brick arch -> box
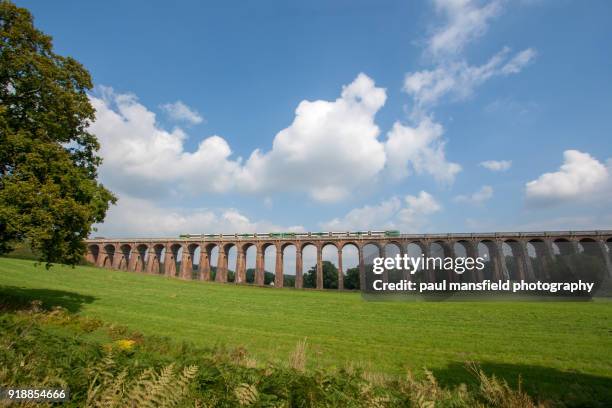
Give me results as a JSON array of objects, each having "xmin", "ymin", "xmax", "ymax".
[
  {"xmin": 577, "ymin": 238, "xmax": 609, "ymax": 274},
  {"xmin": 384, "ymin": 240, "xmax": 403, "ymax": 251},
  {"xmin": 222, "ymin": 242, "xmax": 236, "ymax": 253},
  {"xmin": 362, "ymin": 241, "xmax": 383, "ymax": 251},
  {"xmin": 281, "ymin": 241, "xmax": 297, "ymax": 251},
  {"xmin": 146, "ymin": 244, "xmax": 165, "ymax": 275},
  {"xmin": 406, "ymin": 240, "xmax": 427, "ymax": 255},
  {"xmin": 117, "ymin": 244, "xmax": 132, "ymax": 270},
  {"xmin": 552, "ymin": 238, "xmax": 575, "ymax": 256},
  {"xmin": 87, "ymin": 244, "xmax": 100, "ymax": 265},
  {"xmin": 101, "ymin": 244, "xmax": 116, "ymax": 268},
  {"xmin": 431, "ymin": 240, "xmax": 451, "ymax": 256},
  {"xmin": 204, "ymin": 242, "xmax": 219, "ymax": 252},
  {"xmin": 477, "ymin": 239, "xmax": 506, "ymax": 280},
  {"xmin": 320, "ymin": 241, "xmax": 339, "ymax": 250},
  {"xmin": 239, "ymin": 241, "xmax": 256, "ymax": 253},
  {"xmin": 163, "ymin": 243, "xmax": 183, "ymax": 278},
  {"xmin": 299, "ymin": 241, "xmax": 318, "ymax": 252},
  {"xmin": 131, "ymin": 244, "xmax": 148, "ymax": 272},
  {"xmin": 340, "ymin": 241, "xmax": 361, "ymax": 251},
  {"xmin": 499, "ymin": 239, "xmax": 526, "ymax": 281},
  {"xmin": 261, "ymin": 241, "xmax": 275, "ymax": 251}
]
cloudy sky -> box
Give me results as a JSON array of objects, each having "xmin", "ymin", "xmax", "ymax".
[{"xmin": 20, "ymin": 0, "xmax": 612, "ymax": 237}]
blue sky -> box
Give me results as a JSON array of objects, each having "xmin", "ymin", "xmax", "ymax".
[{"xmin": 18, "ymin": 0, "xmax": 612, "ymax": 236}]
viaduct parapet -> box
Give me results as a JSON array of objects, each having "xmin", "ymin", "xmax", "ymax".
[{"xmin": 85, "ymin": 230, "xmax": 612, "ymax": 290}]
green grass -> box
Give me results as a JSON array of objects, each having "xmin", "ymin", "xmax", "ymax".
[{"xmin": 1, "ymin": 257, "xmax": 611, "ymax": 404}]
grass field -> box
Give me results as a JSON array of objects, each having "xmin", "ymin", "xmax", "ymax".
[{"xmin": 1, "ymin": 257, "xmax": 611, "ymax": 404}]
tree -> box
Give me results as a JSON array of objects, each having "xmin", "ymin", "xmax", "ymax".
[
  {"xmin": 0, "ymin": 1, "xmax": 115, "ymax": 265},
  {"xmin": 245, "ymin": 268, "xmax": 274, "ymax": 284},
  {"xmin": 283, "ymin": 274, "xmax": 295, "ymax": 287},
  {"xmin": 303, "ymin": 261, "xmax": 339, "ymax": 289},
  {"xmin": 344, "ymin": 267, "xmax": 360, "ymax": 290}
]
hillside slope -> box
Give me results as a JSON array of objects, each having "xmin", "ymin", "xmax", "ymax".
[{"xmin": 1, "ymin": 257, "xmax": 611, "ymax": 402}]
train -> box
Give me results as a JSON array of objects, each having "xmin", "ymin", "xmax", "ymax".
[{"xmin": 178, "ymin": 230, "xmax": 401, "ymax": 239}]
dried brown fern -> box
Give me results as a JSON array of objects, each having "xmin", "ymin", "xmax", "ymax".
[
  {"xmin": 85, "ymin": 353, "xmax": 198, "ymax": 408},
  {"xmin": 234, "ymin": 383, "xmax": 259, "ymax": 406},
  {"xmin": 288, "ymin": 338, "xmax": 308, "ymax": 372},
  {"xmin": 468, "ymin": 362, "xmax": 540, "ymax": 408}
]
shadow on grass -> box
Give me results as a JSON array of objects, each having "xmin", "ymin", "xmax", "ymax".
[
  {"xmin": 432, "ymin": 361, "xmax": 612, "ymax": 407},
  {"xmin": 0, "ymin": 285, "xmax": 96, "ymax": 313}
]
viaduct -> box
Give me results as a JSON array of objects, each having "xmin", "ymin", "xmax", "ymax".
[{"xmin": 85, "ymin": 230, "xmax": 612, "ymax": 290}]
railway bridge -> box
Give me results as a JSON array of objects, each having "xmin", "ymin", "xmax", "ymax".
[{"xmin": 85, "ymin": 230, "xmax": 612, "ymax": 290}]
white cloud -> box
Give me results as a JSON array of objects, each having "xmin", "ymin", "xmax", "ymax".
[
  {"xmin": 89, "ymin": 88, "xmax": 243, "ymax": 197},
  {"xmin": 525, "ymin": 150, "xmax": 610, "ymax": 205},
  {"xmin": 395, "ymin": 0, "xmax": 536, "ymax": 189},
  {"xmin": 239, "ymin": 73, "xmax": 387, "ymax": 202},
  {"xmin": 501, "ymin": 48, "xmax": 537, "ymax": 74},
  {"xmin": 321, "ymin": 191, "xmax": 441, "ymax": 232},
  {"xmin": 384, "ymin": 117, "xmax": 461, "ymax": 183},
  {"xmin": 94, "ymin": 193, "xmax": 303, "ymax": 238},
  {"xmin": 160, "ymin": 100, "xmax": 204, "ymax": 125},
  {"xmin": 321, "ymin": 197, "xmax": 402, "ymax": 231},
  {"xmin": 454, "ymin": 185, "xmax": 493, "ymax": 204},
  {"xmin": 90, "ymin": 74, "xmax": 388, "ymax": 203},
  {"xmin": 427, "ymin": 0, "xmax": 503, "ymax": 59},
  {"xmin": 398, "ymin": 191, "xmax": 442, "ymax": 226},
  {"xmin": 480, "ymin": 159, "xmax": 512, "ymax": 171},
  {"xmin": 404, "ymin": 47, "xmax": 536, "ymax": 112}
]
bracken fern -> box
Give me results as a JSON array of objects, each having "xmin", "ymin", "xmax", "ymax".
[{"xmin": 85, "ymin": 353, "xmax": 198, "ymax": 408}]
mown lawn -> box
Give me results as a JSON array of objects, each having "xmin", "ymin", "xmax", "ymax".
[{"xmin": 1, "ymin": 257, "xmax": 611, "ymax": 404}]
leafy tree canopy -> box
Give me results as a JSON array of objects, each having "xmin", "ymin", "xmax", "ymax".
[
  {"xmin": 344, "ymin": 267, "xmax": 360, "ymax": 290},
  {"xmin": 0, "ymin": 1, "xmax": 115, "ymax": 265},
  {"xmin": 304, "ymin": 261, "xmax": 339, "ymax": 289}
]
